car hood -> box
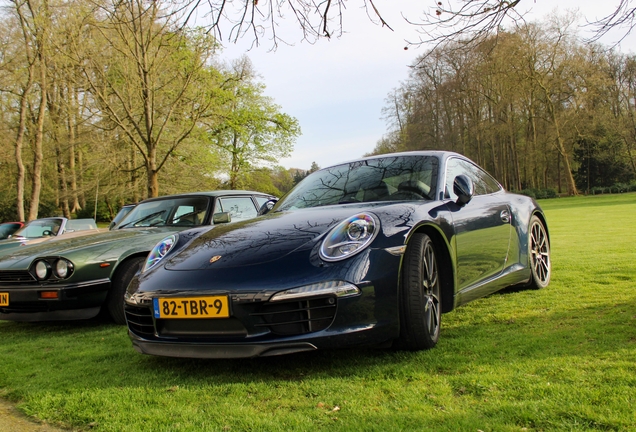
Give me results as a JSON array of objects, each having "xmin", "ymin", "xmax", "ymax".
[
  {"xmin": 0, "ymin": 228, "xmax": 105, "ymax": 252},
  {"xmin": 164, "ymin": 203, "xmax": 411, "ymax": 271},
  {"xmin": 0, "ymin": 227, "xmax": 183, "ymax": 270}
]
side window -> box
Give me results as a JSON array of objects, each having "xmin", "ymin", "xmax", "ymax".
[
  {"xmin": 445, "ymin": 158, "xmax": 502, "ymax": 200},
  {"xmin": 215, "ymin": 197, "xmax": 258, "ymax": 222},
  {"xmin": 473, "ymin": 167, "xmax": 502, "ymax": 194},
  {"xmin": 445, "ymin": 158, "xmax": 464, "ymax": 200},
  {"xmin": 254, "ymin": 196, "xmax": 272, "ymax": 207},
  {"xmin": 169, "ymin": 198, "xmax": 209, "ymax": 226}
]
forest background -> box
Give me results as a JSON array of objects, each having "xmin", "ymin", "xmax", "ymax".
[{"xmin": 1, "ymin": 0, "xmax": 636, "ymax": 223}]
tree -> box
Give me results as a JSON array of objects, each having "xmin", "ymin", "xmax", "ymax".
[
  {"xmin": 374, "ymin": 15, "xmax": 636, "ymax": 196},
  {"xmin": 207, "ymin": 57, "xmax": 300, "ymax": 190},
  {"xmin": 408, "ymin": 0, "xmax": 636, "ymax": 54},
  {"xmin": 80, "ymin": 0, "xmax": 222, "ymax": 198},
  {"xmin": 144, "ymin": 0, "xmax": 636, "ymax": 54}
]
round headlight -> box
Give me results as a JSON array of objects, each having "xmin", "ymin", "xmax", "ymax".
[
  {"xmin": 34, "ymin": 260, "xmax": 51, "ymax": 280},
  {"xmin": 320, "ymin": 213, "xmax": 380, "ymax": 262},
  {"xmin": 143, "ymin": 234, "xmax": 178, "ymax": 272},
  {"xmin": 54, "ymin": 259, "xmax": 74, "ymax": 279}
]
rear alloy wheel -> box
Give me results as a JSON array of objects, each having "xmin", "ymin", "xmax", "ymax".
[
  {"xmin": 398, "ymin": 233, "xmax": 441, "ymax": 350},
  {"xmin": 105, "ymin": 257, "xmax": 144, "ymax": 325},
  {"xmin": 528, "ymin": 215, "xmax": 551, "ymax": 289}
]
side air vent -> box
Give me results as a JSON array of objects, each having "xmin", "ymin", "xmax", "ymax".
[
  {"xmin": 251, "ymin": 297, "xmax": 337, "ymax": 336},
  {"xmin": 124, "ymin": 305, "xmax": 154, "ymax": 337}
]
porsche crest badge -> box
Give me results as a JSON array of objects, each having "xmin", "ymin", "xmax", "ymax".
[{"xmin": 209, "ymin": 255, "xmax": 222, "ymax": 264}]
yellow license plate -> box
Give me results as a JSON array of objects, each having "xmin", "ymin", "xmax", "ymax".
[
  {"xmin": 0, "ymin": 292, "xmax": 8, "ymax": 307},
  {"xmin": 153, "ymin": 296, "xmax": 229, "ymax": 319}
]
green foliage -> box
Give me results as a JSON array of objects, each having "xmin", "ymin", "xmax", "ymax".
[
  {"xmin": 378, "ymin": 19, "xmax": 636, "ymax": 196},
  {"xmin": 1, "ymin": 194, "xmax": 636, "ymax": 430},
  {"xmin": 207, "ymin": 57, "xmax": 301, "ymax": 190},
  {"xmin": 75, "ymin": 201, "xmax": 111, "ymax": 223},
  {"xmin": 517, "ymin": 188, "xmax": 559, "ymax": 199},
  {"xmin": 590, "ymin": 181, "xmax": 636, "ymax": 194},
  {"xmin": 573, "ymin": 128, "xmax": 635, "ymax": 191}
]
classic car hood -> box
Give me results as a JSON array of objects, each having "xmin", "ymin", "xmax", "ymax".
[
  {"xmin": 164, "ymin": 203, "xmax": 402, "ymax": 271},
  {"xmin": 0, "ymin": 228, "xmax": 104, "ymax": 253},
  {"xmin": 0, "ymin": 227, "xmax": 182, "ymax": 270}
]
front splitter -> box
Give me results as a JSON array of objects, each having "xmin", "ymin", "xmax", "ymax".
[{"xmin": 130, "ymin": 332, "xmax": 317, "ymax": 359}]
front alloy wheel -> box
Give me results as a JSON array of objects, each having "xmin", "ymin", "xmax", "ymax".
[{"xmin": 398, "ymin": 232, "xmax": 441, "ymax": 350}]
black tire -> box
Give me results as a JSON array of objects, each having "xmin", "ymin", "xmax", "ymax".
[
  {"xmin": 397, "ymin": 233, "xmax": 442, "ymax": 350},
  {"xmin": 105, "ymin": 257, "xmax": 144, "ymax": 325},
  {"xmin": 528, "ymin": 215, "xmax": 551, "ymax": 289}
]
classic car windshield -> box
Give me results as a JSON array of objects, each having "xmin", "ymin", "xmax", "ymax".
[
  {"xmin": 117, "ymin": 197, "xmax": 209, "ymax": 229},
  {"xmin": 0, "ymin": 223, "xmax": 21, "ymax": 238},
  {"xmin": 12, "ymin": 219, "xmax": 63, "ymax": 238},
  {"xmin": 276, "ymin": 155, "xmax": 439, "ymax": 211}
]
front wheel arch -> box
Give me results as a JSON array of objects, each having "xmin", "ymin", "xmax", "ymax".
[
  {"xmin": 105, "ymin": 254, "xmax": 147, "ymax": 324},
  {"xmin": 409, "ymin": 225, "xmax": 455, "ymax": 313}
]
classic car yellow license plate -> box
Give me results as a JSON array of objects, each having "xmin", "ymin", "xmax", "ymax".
[
  {"xmin": 0, "ymin": 292, "xmax": 8, "ymax": 307},
  {"xmin": 153, "ymin": 296, "xmax": 229, "ymax": 319}
]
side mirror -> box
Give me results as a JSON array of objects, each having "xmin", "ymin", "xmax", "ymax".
[
  {"xmin": 453, "ymin": 175, "xmax": 474, "ymax": 206},
  {"xmin": 212, "ymin": 212, "xmax": 232, "ymax": 224},
  {"xmin": 42, "ymin": 230, "xmax": 53, "ymax": 236},
  {"xmin": 257, "ymin": 199, "xmax": 278, "ymax": 216}
]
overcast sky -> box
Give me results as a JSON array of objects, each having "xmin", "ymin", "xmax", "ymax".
[{"xmin": 219, "ymin": 1, "xmax": 635, "ymax": 171}]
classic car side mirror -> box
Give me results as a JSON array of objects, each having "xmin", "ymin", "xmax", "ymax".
[
  {"xmin": 453, "ymin": 175, "xmax": 474, "ymax": 206},
  {"xmin": 212, "ymin": 212, "xmax": 232, "ymax": 224},
  {"xmin": 257, "ymin": 199, "xmax": 279, "ymax": 216}
]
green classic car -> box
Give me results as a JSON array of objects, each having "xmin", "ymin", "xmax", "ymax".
[{"xmin": 0, "ymin": 191, "xmax": 276, "ymax": 324}]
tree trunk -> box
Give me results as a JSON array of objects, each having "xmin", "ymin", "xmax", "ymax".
[{"xmin": 28, "ymin": 55, "xmax": 48, "ymax": 221}]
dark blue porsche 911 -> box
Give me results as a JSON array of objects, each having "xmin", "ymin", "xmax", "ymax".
[{"xmin": 124, "ymin": 151, "xmax": 551, "ymax": 358}]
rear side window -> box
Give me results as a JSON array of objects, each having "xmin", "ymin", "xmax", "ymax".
[
  {"xmin": 215, "ymin": 197, "xmax": 258, "ymax": 222},
  {"xmin": 445, "ymin": 158, "xmax": 502, "ymax": 199}
]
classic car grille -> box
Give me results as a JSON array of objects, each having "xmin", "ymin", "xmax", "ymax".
[
  {"xmin": 0, "ymin": 270, "xmax": 35, "ymax": 284},
  {"xmin": 124, "ymin": 305, "xmax": 155, "ymax": 337},
  {"xmin": 251, "ymin": 297, "xmax": 337, "ymax": 336}
]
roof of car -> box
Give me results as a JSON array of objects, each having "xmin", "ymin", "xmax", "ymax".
[
  {"xmin": 324, "ymin": 151, "xmax": 467, "ymax": 170},
  {"xmin": 139, "ymin": 190, "xmax": 274, "ymax": 203}
]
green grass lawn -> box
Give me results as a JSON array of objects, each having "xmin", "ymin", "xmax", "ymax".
[{"xmin": 1, "ymin": 193, "xmax": 635, "ymax": 431}]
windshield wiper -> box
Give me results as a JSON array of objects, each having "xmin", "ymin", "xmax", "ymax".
[{"xmin": 118, "ymin": 210, "xmax": 166, "ymax": 229}]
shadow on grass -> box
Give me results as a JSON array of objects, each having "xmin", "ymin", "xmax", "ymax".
[{"xmin": 2, "ymin": 291, "xmax": 634, "ymax": 395}]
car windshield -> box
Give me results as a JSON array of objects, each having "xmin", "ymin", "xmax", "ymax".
[
  {"xmin": 13, "ymin": 219, "xmax": 63, "ymax": 238},
  {"xmin": 275, "ymin": 155, "xmax": 439, "ymax": 211},
  {"xmin": 0, "ymin": 223, "xmax": 21, "ymax": 238},
  {"xmin": 117, "ymin": 197, "xmax": 210, "ymax": 229}
]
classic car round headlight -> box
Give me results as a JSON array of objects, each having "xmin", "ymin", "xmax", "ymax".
[
  {"xmin": 54, "ymin": 259, "xmax": 74, "ymax": 279},
  {"xmin": 34, "ymin": 260, "xmax": 51, "ymax": 280},
  {"xmin": 143, "ymin": 234, "xmax": 178, "ymax": 272},
  {"xmin": 320, "ymin": 213, "xmax": 380, "ymax": 262}
]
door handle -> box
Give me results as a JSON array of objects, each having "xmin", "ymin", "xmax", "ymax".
[{"xmin": 500, "ymin": 210, "xmax": 511, "ymax": 223}]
